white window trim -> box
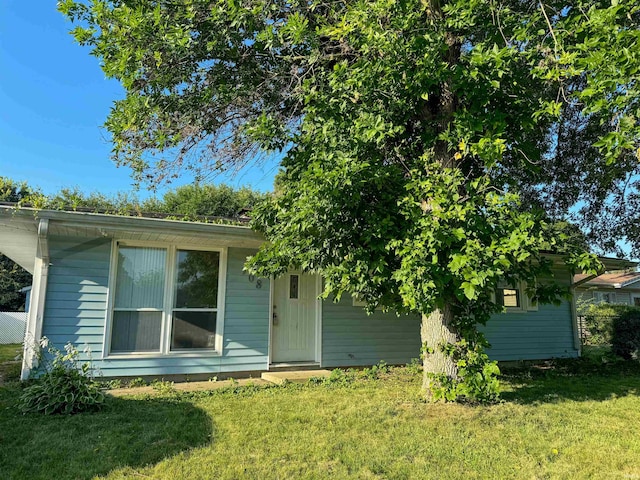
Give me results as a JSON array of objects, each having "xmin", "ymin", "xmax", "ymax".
[
  {"xmin": 495, "ymin": 281, "xmax": 538, "ymax": 313},
  {"xmin": 102, "ymin": 240, "xmax": 227, "ymax": 359}
]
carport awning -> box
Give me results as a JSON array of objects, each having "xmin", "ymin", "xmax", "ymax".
[{"xmin": 0, "ymin": 214, "xmax": 37, "ymax": 274}]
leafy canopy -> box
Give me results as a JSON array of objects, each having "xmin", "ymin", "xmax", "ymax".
[{"xmin": 58, "ymin": 0, "xmax": 639, "ymax": 255}]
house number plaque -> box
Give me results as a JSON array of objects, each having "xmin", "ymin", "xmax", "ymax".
[{"xmin": 246, "ymin": 274, "xmax": 262, "ymax": 289}]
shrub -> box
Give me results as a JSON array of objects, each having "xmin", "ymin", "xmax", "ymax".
[
  {"xmin": 581, "ymin": 303, "xmax": 625, "ymax": 346},
  {"xmin": 406, "ymin": 358, "xmax": 423, "ymax": 376},
  {"xmin": 151, "ymin": 379, "xmax": 175, "ymax": 394},
  {"xmin": 19, "ymin": 339, "xmax": 105, "ymax": 415},
  {"xmin": 612, "ymin": 310, "xmax": 640, "ymax": 360}
]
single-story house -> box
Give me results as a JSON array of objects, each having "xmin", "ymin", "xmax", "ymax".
[
  {"xmin": 574, "ymin": 271, "xmax": 640, "ymax": 307},
  {"xmin": 0, "ymin": 205, "xmax": 632, "ymax": 381}
]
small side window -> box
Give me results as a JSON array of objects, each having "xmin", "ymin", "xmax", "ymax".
[
  {"xmin": 498, "ymin": 288, "xmax": 520, "ymax": 308},
  {"xmin": 495, "ymin": 282, "xmax": 531, "ymax": 313},
  {"xmin": 352, "ymin": 296, "xmax": 366, "ymax": 307}
]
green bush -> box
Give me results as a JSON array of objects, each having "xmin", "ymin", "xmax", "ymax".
[
  {"xmin": 19, "ymin": 339, "xmax": 105, "ymax": 415},
  {"xmin": 612, "ymin": 310, "xmax": 640, "ymax": 360},
  {"xmin": 580, "ymin": 303, "xmax": 634, "ymax": 346}
]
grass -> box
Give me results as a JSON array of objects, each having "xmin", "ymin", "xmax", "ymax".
[
  {"xmin": 1, "ymin": 360, "xmax": 639, "ymax": 479},
  {"xmin": 0, "ymin": 343, "xmax": 22, "ymax": 363},
  {"xmin": 0, "ymin": 343, "xmax": 21, "ymax": 383}
]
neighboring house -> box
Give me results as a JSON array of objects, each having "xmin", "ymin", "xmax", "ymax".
[
  {"xmin": 20, "ymin": 286, "xmax": 32, "ymax": 312},
  {"xmin": 0, "ymin": 205, "xmax": 632, "ymax": 380},
  {"xmin": 574, "ymin": 271, "xmax": 640, "ymax": 306}
]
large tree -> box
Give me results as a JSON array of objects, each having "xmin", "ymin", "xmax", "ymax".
[{"xmin": 60, "ymin": 0, "xmax": 639, "ymax": 401}]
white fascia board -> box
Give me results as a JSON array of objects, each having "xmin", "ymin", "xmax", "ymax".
[{"xmin": 1, "ymin": 206, "xmax": 266, "ymax": 247}]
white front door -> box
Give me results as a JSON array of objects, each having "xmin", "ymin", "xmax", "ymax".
[{"xmin": 271, "ymin": 272, "xmax": 317, "ymax": 363}]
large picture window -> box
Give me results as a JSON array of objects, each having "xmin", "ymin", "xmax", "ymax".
[
  {"xmin": 108, "ymin": 244, "xmax": 225, "ymax": 355},
  {"xmin": 171, "ymin": 250, "xmax": 220, "ymax": 351}
]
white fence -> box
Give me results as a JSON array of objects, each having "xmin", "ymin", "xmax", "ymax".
[{"xmin": 0, "ymin": 312, "xmax": 27, "ymax": 344}]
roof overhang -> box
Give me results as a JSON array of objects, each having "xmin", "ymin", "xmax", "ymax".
[
  {"xmin": 598, "ymin": 256, "xmax": 637, "ymax": 271},
  {"xmin": 0, "ymin": 211, "xmax": 38, "ymax": 273},
  {"xmin": 0, "ymin": 206, "xmax": 266, "ymax": 272},
  {"xmin": 572, "ymin": 256, "xmax": 638, "ymax": 288}
]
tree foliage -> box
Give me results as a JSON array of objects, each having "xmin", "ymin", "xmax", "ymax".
[
  {"xmin": 0, "ymin": 256, "xmax": 31, "ymax": 311},
  {"xmin": 15, "ymin": 182, "xmax": 266, "ymax": 221},
  {"xmin": 144, "ymin": 184, "xmax": 266, "ymax": 219},
  {"xmin": 59, "ymin": 0, "xmax": 639, "ymax": 401}
]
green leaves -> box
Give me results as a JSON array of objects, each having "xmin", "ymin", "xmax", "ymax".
[{"xmin": 20, "ymin": 340, "xmax": 105, "ymax": 415}]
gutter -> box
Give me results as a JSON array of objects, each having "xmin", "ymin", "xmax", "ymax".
[
  {"xmin": 21, "ymin": 218, "xmax": 50, "ymax": 380},
  {"xmin": 0, "ymin": 205, "xmax": 266, "ymax": 246}
]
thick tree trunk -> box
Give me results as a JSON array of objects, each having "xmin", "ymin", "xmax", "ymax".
[
  {"xmin": 421, "ymin": 305, "xmax": 460, "ymax": 397},
  {"xmin": 418, "ymin": 2, "xmax": 462, "ymax": 399}
]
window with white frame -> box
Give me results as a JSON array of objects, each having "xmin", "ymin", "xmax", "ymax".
[
  {"xmin": 108, "ymin": 243, "xmax": 225, "ymax": 355},
  {"xmin": 495, "ymin": 282, "xmax": 537, "ymax": 312},
  {"xmin": 171, "ymin": 249, "xmax": 220, "ymax": 351},
  {"xmin": 594, "ymin": 291, "xmax": 615, "ymax": 304}
]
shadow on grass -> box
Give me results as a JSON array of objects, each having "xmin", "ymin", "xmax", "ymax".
[
  {"xmin": 0, "ymin": 386, "xmax": 213, "ymax": 480},
  {"xmin": 500, "ymin": 358, "xmax": 640, "ymax": 404}
]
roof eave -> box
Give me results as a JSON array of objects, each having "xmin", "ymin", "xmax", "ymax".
[{"xmin": 0, "ymin": 205, "xmax": 264, "ymax": 241}]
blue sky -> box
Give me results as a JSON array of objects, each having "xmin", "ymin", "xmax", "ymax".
[{"xmin": 0, "ymin": 2, "xmax": 279, "ymax": 199}]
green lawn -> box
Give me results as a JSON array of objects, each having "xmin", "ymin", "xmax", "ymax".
[
  {"xmin": 1, "ymin": 361, "xmax": 639, "ymax": 480},
  {"xmin": 0, "ymin": 343, "xmax": 21, "ymax": 363},
  {"xmin": 0, "ymin": 343, "xmax": 21, "ymax": 383}
]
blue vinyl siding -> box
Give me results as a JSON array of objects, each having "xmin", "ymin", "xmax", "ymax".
[
  {"xmin": 484, "ymin": 269, "xmax": 578, "ymax": 360},
  {"xmin": 41, "ymin": 234, "xmax": 578, "ymax": 376},
  {"xmin": 42, "ymin": 237, "xmax": 270, "ymax": 377},
  {"xmin": 322, "ymin": 274, "xmax": 578, "ymax": 366},
  {"xmin": 42, "ymin": 237, "xmax": 111, "ymax": 360},
  {"xmin": 322, "ymin": 296, "xmax": 421, "ymax": 367},
  {"xmin": 483, "ymin": 300, "xmax": 578, "ymax": 360}
]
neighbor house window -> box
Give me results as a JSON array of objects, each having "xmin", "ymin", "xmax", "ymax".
[
  {"xmin": 108, "ymin": 244, "xmax": 225, "ymax": 355},
  {"xmin": 594, "ymin": 292, "xmax": 615, "ymax": 304}
]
